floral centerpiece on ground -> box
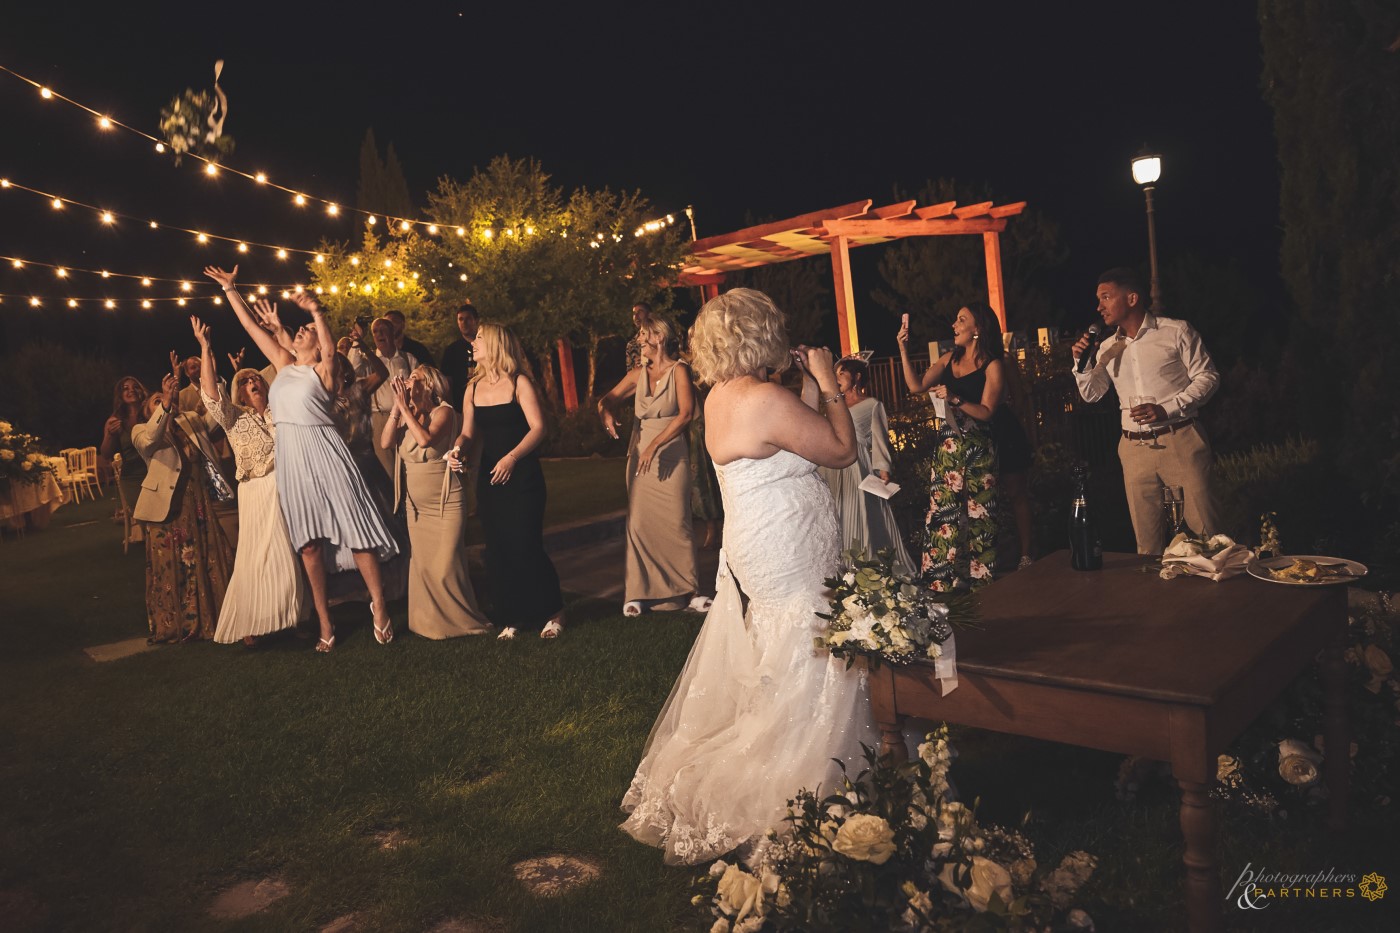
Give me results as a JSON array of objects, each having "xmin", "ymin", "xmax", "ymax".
[
  {"xmin": 693, "ymin": 727, "xmax": 1099, "ymax": 932},
  {"xmin": 0, "ymin": 421, "xmax": 55, "ymax": 486},
  {"xmin": 818, "ymin": 547, "xmax": 974, "ymax": 670}
]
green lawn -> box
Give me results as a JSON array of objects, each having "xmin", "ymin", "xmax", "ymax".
[{"xmin": 0, "ymin": 484, "xmax": 1395, "ymax": 932}]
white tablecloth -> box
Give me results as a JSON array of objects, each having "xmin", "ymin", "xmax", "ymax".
[{"xmin": 1, "ymin": 472, "xmax": 65, "ymax": 528}]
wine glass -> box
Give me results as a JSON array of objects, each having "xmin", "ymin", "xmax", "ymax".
[
  {"xmin": 1162, "ymin": 485, "xmax": 1187, "ymax": 542},
  {"xmin": 1128, "ymin": 395, "xmax": 1152, "ymax": 446}
]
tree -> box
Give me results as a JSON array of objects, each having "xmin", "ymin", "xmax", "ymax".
[
  {"xmin": 356, "ymin": 129, "xmax": 414, "ymax": 221},
  {"xmin": 307, "ymin": 228, "xmax": 446, "ymax": 353},
  {"xmin": 1259, "ymin": 1, "xmax": 1400, "ymax": 512},
  {"xmin": 872, "ymin": 179, "xmax": 1069, "ymax": 348}
]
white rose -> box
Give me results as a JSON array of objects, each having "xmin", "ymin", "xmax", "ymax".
[
  {"xmin": 831, "ymin": 813, "xmax": 896, "ymax": 864},
  {"xmin": 939, "ymin": 856, "xmax": 1013, "ymax": 912},
  {"xmin": 709, "ymin": 859, "xmax": 729, "ymax": 877},
  {"xmin": 716, "ymin": 864, "xmax": 763, "ymax": 920},
  {"xmin": 1279, "ymin": 754, "xmax": 1320, "ymax": 786},
  {"xmin": 843, "ymin": 572, "xmax": 856, "ymax": 585},
  {"xmin": 0, "ymin": 449, "xmax": 13, "ymax": 461},
  {"xmin": 1206, "ymin": 534, "xmax": 1235, "ymax": 551}
]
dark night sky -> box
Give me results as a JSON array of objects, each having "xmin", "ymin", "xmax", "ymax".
[{"xmin": 0, "ymin": 1, "xmax": 1280, "ymax": 364}]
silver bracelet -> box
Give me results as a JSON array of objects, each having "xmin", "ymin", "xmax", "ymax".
[{"xmin": 825, "ymin": 393, "xmax": 845, "ymax": 405}]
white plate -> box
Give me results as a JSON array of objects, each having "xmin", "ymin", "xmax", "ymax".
[{"xmin": 1247, "ymin": 555, "xmax": 1368, "ymax": 586}]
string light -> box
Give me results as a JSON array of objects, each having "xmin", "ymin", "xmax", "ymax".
[
  {"xmin": 98, "ymin": 116, "xmax": 111, "ymax": 130},
  {"xmin": 427, "ymin": 224, "xmax": 438, "ymax": 235},
  {"xmin": 30, "ymin": 297, "xmax": 40, "ymax": 306},
  {"xmin": 100, "ymin": 211, "xmax": 114, "ymax": 224},
  {"xmin": 456, "ymin": 227, "xmax": 465, "ymax": 237},
  {"xmin": 141, "ymin": 300, "xmax": 152, "ymax": 309},
  {"xmin": 177, "ymin": 297, "xmax": 186, "ymax": 307},
  {"xmin": 154, "ymin": 142, "xmax": 165, "ymax": 153},
  {"xmin": 294, "ymin": 194, "xmax": 306, "ymax": 206},
  {"xmin": 350, "ymin": 256, "xmax": 360, "ymax": 266},
  {"xmin": 237, "ymin": 242, "xmax": 248, "ymax": 253},
  {"xmin": 11, "ymin": 259, "xmax": 21, "ymax": 269},
  {"xmin": 399, "ymin": 220, "xmax": 411, "ymax": 232},
  {"xmin": 105, "ymin": 299, "xmax": 115, "ymax": 309},
  {"xmin": 254, "ymin": 172, "xmax": 267, "ymax": 184},
  {"xmin": 55, "ymin": 268, "xmax": 67, "ymax": 278},
  {"xmin": 67, "ymin": 298, "xmax": 77, "ymax": 308},
  {"xmin": 0, "ymin": 174, "xmax": 325, "ymax": 257},
  {"xmin": 205, "ymin": 163, "xmax": 219, "ymax": 176},
  {"xmin": 278, "ymin": 249, "xmax": 289, "ymax": 259},
  {"xmin": 39, "ymin": 87, "xmax": 52, "ymax": 99},
  {"xmin": 180, "ymin": 281, "xmax": 192, "ymax": 292},
  {"xmin": 367, "ymin": 215, "xmax": 377, "ymax": 226}
]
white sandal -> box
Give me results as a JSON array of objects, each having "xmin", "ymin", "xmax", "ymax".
[
  {"xmin": 541, "ymin": 620, "xmax": 564, "ymax": 639},
  {"xmin": 622, "ymin": 601, "xmax": 642, "ymax": 617},
  {"xmin": 687, "ymin": 596, "xmax": 713, "ymax": 612},
  {"xmin": 496, "ymin": 626, "xmax": 517, "ymax": 641}
]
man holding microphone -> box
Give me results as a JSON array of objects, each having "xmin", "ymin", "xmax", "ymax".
[{"xmin": 1072, "ymin": 267, "xmax": 1221, "ymax": 554}]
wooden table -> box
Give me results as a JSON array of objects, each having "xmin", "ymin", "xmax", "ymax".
[{"xmin": 869, "ymin": 551, "xmax": 1349, "ymax": 932}]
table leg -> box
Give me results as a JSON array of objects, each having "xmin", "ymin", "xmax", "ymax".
[
  {"xmin": 1177, "ymin": 778, "xmax": 1222, "ymax": 933},
  {"xmin": 866, "ymin": 662, "xmax": 909, "ymax": 762},
  {"xmin": 1322, "ymin": 628, "xmax": 1350, "ymax": 832}
]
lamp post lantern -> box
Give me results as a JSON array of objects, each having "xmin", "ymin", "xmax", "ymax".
[{"xmin": 1131, "ymin": 147, "xmax": 1163, "ymax": 311}]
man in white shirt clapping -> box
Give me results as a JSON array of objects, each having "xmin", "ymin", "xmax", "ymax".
[
  {"xmin": 360, "ymin": 316, "xmax": 418, "ymax": 481},
  {"xmin": 1072, "ymin": 268, "xmax": 1221, "ymax": 554}
]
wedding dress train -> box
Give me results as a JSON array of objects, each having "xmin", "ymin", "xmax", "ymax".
[{"xmin": 620, "ymin": 449, "xmax": 878, "ymax": 865}]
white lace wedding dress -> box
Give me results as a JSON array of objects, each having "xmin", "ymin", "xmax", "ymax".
[{"xmin": 620, "ymin": 448, "xmax": 879, "ymax": 865}]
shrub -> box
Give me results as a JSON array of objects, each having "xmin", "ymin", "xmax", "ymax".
[{"xmin": 0, "ymin": 341, "xmax": 125, "ymax": 451}]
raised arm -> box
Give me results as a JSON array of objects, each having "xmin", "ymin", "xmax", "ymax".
[
  {"xmin": 595, "ymin": 367, "xmax": 641, "ymax": 439},
  {"xmin": 203, "ymin": 266, "xmax": 294, "ymax": 369},
  {"xmin": 286, "ymin": 292, "xmax": 338, "ymax": 390},
  {"xmin": 131, "ymin": 373, "xmax": 180, "ymax": 462},
  {"xmin": 192, "ymin": 316, "xmax": 240, "ymax": 430},
  {"xmin": 765, "ymin": 347, "xmax": 857, "ymax": 469}
]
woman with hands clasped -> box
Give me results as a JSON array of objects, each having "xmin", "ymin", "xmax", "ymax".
[
  {"xmin": 445, "ymin": 324, "xmax": 564, "ymax": 641},
  {"xmin": 596, "ymin": 316, "xmax": 707, "ymax": 617},
  {"xmin": 204, "ymin": 266, "xmax": 398, "ymax": 652},
  {"xmin": 379, "ymin": 365, "xmax": 492, "ymax": 639},
  {"xmin": 190, "ymin": 316, "xmax": 308, "ymax": 646},
  {"xmin": 897, "ymin": 303, "xmax": 1004, "ymax": 591}
]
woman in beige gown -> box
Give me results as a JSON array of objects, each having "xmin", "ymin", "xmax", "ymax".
[
  {"xmin": 380, "ymin": 364, "xmax": 493, "ymax": 638},
  {"xmin": 597, "ymin": 317, "xmax": 708, "ymax": 616}
]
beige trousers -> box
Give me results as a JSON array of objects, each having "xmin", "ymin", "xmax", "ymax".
[{"xmin": 1118, "ymin": 422, "xmax": 1220, "ymax": 555}]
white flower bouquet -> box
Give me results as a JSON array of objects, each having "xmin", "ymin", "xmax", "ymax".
[{"xmin": 818, "ymin": 547, "xmax": 971, "ymax": 672}]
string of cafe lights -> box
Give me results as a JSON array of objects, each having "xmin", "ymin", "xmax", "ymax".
[
  {"xmin": 0, "ymin": 252, "xmax": 300, "ymax": 290},
  {"xmin": 1, "ymin": 61, "xmax": 687, "ymax": 243},
  {"xmin": 0, "ymin": 175, "xmax": 327, "ymax": 259}
]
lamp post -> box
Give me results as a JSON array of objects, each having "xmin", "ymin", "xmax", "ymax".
[{"xmin": 1131, "ymin": 147, "xmax": 1163, "ymax": 311}]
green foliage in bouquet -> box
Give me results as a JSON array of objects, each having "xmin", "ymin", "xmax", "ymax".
[
  {"xmin": 818, "ymin": 546, "xmax": 976, "ymax": 670},
  {"xmin": 693, "ymin": 727, "xmax": 1099, "ymax": 932},
  {"xmin": 0, "ymin": 421, "xmax": 55, "ymax": 485}
]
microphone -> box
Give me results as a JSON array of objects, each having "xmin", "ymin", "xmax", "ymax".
[{"xmin": 1076, "ymin": 324, "xmax": 1101, "ymax": 374}]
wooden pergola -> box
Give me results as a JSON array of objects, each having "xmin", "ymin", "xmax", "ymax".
[{"xmin": 676, "ymin": 197, "xmax": 1026, "ymax": 354}]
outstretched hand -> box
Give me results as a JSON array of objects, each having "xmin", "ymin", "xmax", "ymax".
[
  {"xmin": 160, "ymin": 372, "xmax": 179, "ymax": 408},
  {"xmin": 794, "ymin": 345, "xmax": 838, "ymax": 392},
  {"xmin": 190, "ymin": 316, "xmax": 211, "ymax": 348},
  {"xmin": 287, "ymin": 291, "xmax": 322, "ymax": 315},
  {"xmin": 227, "ymin": 347, "xmax": 245, "ymax": 371},
  {"xmin": 251, "ymin": 299, "xmax": 282, "ymax": 334},
  {"xmin": 203, "ymin": 265, "xmax": 238, "ymax": 289}
]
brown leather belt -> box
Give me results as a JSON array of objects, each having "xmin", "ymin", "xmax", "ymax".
[{"xmin": 1123, "ymin": 417, "xmax": 1195, "ymax": 441}]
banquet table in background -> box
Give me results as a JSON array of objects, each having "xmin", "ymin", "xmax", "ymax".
[
  {"xmin": 0, "ymin": 469, "xmax": 66, "ymax": 532},
  {"xmin": 869, "ymin": 551, "xmax": 1349, "ymax": 933}
]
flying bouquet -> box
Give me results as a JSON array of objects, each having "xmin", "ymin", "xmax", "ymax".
[
  {"xmin": 159, "ymin": 61, "xmax": 234, "ymax": 165},
  {"xmin": 818, "ymin": 547, "xmax": 974, "ymax": 692}
]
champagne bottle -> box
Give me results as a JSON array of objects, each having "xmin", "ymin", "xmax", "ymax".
[{"xmin": 1069, "ymin": 464, "xmax": 1103, "ymax": 571}]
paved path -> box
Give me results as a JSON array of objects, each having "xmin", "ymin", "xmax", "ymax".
[{"xmin": 550, "ymin": 535, "xmax": 721, "ymax": 606}]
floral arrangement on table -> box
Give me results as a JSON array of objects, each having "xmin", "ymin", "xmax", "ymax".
[
  {"xmin": 0, "ymin": 421, "xmax": 55, "ymax": 486},
  {"xmin": 818, "ymin": 547, "xmax": 975, "ymax": 671},
  {"xmin": 693, "ymin": 727, "xmax": 1100, "ymax": 932}
]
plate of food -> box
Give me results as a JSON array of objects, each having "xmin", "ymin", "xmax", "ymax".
[{"xmin": 1247, "ymin": 555, "xmax": 1368, "ymax": 586}]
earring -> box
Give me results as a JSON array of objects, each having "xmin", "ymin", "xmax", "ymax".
[{"xmin": 973, "ymin": 333, "xmax": 980, "ymax": 340}]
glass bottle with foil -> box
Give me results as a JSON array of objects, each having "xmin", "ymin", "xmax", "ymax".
[{"xmin": 1069, "ymin": 464, "xmax": 1103, "ymax": 571}]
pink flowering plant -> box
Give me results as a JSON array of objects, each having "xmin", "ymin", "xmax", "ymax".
[{"xmin": 692, "ymin": 727, "xmax": 1099, "ymax": 932}]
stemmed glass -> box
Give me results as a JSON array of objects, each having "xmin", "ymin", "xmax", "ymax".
[
  {"xmin": 1128, "ymin": 395, "xmax": 1156, "ymax": 446},
  {"xmin": 1162, "ymin": 485, "xmax": 1188, "ymax": 541}
]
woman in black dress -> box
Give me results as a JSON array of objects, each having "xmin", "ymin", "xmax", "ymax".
[{"xmin": 446, "ymin": 324, "xmax": 565, "ymax": 639}]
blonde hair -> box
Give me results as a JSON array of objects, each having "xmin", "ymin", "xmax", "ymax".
[
  {"xmin": 640, "ymin": 315, "xmax": 682, "ymax": 359},
  {"xmin": 230, "ymin": 368, "xmax": 267, "ymax": 409},
  {"xmin": 468, "ymin": 322, "xmax": 530, "ymax": 387},
  {"xmin": 689, "ymin": 288, "xmax": 791, "ymax": 385},
  {"xmin": 410, "ymin": 364, "xmax": 451, "ymax": 405}
]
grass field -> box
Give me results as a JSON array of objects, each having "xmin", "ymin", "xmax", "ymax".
[{"xmin": 0, "ymin": 470, "xmax": 1395, "ymax": 932}]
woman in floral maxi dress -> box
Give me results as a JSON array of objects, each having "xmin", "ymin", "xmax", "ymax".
[{"xmin": 897, "ymin": 303, "xmax": 1006, "ymax": 591}]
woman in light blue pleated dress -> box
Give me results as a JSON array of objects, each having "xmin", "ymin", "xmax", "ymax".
[{"xmin": 204, "ymin": 266, "xmax": 398, "ymax": 652}]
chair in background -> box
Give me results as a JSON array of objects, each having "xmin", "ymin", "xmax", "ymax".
[
  {"xmin": 110, "ymin": 454, "xmax": 142, "ymax": 553},
  {"xmin": 78, "ymin": 446, "xmax": 104, "ymax": 498},
  {"xmin": 62, "ymin": 449, "xmax": 97, "ymax": 503}
]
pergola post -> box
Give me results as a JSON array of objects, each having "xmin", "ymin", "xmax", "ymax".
[
  {"xmin": 830, "ymin": 235, "xmax": 860, "ymax": 354},
  {"xmin": 982, "ymin": 230, "xmax": 1007, "ymax": 332},
  {"xmin": 557, "ymin": 337, "xmax": 579, "ymax": 412}
]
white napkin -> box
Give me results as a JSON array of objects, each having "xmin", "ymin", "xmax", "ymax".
[{"xmin": 1160, "ymin": 533, "xmax": 1256, "ymax": 581}]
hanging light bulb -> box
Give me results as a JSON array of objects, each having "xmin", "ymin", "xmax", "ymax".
[
  {"xmin": 383, "ymin": 259, "xmax": 392, "ymax": 268},
  {"xmin": 68, "ymin": 298, "xmax": 78, "ymax": 308},
  {"xmin": 255, "ymin": 172, "xmax": 267, "ymax": 184},
  {"xmin": 213, "ymin": 296, "xmax": 223, "ymax": 305},
  {"xmin": 51, "ymin": 198, "xmax": 63, "ymax": 209},
  {"xmin": 155, "ymin": 142, "xmax": 165, "ymax": 153},
  {"xmin": 329, "ymin": 285, "xmax": 339, "ymax": 294},
  {"xmin": 55, "ymin": 268, "xmax": 68, "ymax": 278},
  {"xmin": 427, "ymin": 224, "xmax": 439, "ymax": 235},
  {"xmin": 456, "ymin": 227, "xmax": 466, "ymax": 237},
  {"xmin": 141, "ymin": 277, "xmax": 151, "ymax": 286},
  {"xmin": 10, "ymin": 259, "xmax": 21, "ymax": 269},
  {"xmin": 350, "ymin": 256, "xmax": 360, "ymax": 266},
  {"xmin": 141, "ymin": 299, "xmax": 152, "ymax": 309},
  {"xmin": 313, "ymin": 253, "xmax": 323, "ymax": 263},
  {"xmin": 180, "ymin": 281, "xmax": 192, "ymax": 292},
  {"xmin": 30, "ymin": 297, "xmax": 41, "ymax": 307},
  {"xmin": 278, "ymin": 249, "xmax": 289, "ymax": 260},
  {"xmin": 101, "ymin": 270, "xmax": 110, "ymax": 278},
  {"xmin": 280, "ymin": 290, "xmax": 290, "ymax": 299},
  {"xmin": 101, "ymin": 211, "xmax": 115, "ymax": 224},
  {"xmin": 460, "ymin": 273, "xmax": 467, "ymax": 281},
  {"xmin": 367, "ymin": 215, "xmax": 377, "ymax": 226},
  {"xmin": 257, "ymin": 285, "xmax": 268, "ymax": 295},
  {"xmin": 399, "ymin": 220, "xmax": 411, "ymax": 232},
  {"xmin": 0, "ymin": 179, "xmax": 9, "ymax": 187},
  {"xmin": 482, "ymin": 228, "xmax": 494, "ymax": 239},
  {"xmin": 105, "ymin": 299, "xmax": 115, "ymax": 309},
  {"xmin": 196, "ymin": 233, "xmax": 209, "ymax": 244},
  {"xmin": 294, "ymin": 194, "xmax": 306, "ymax": 206},
  {"xmin": 237, "ymin": 242, "xmax": 249, "ymax": 253},
  {"xmin": 98, "ymin": 116, "xmax": 112, "ymax": 130},
  {"xmin": 177, "ymin": 297, "xmax": 187, "ymax": 307},
  {"xmin": 327, "ymin": 203, "xmax": 340, "ymax": 216},
  {"xmin": 149, "ymin": 220, "xmax": 158, "ymax": 229},
  {"xmin": 362, "ymin": 284, "xmax": 372, "ymax": 294},
  {"xmin": 205, "ymin": 163, "xmax": 219, "ymax": 176},
  {"xmin": 40, "ymin": 87, "xmax": 53, "ymax": 99},
  {"xmin": 314, "ymin": 286, "xmax": 323, "ymax": 295}
]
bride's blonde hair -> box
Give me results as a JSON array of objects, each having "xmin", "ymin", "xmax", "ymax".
[{"xmin": 689, "ymin": 288, "xmax": 791, "ymax": 385}]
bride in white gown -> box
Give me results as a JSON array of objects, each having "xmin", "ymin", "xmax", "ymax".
[{"xmin": 621, "ymin": 288, "xmax": 879, "ymax": 865}]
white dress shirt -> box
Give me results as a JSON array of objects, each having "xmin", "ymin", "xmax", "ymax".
[
  {"xmin": 1073, "ymin": 313, "xmax": 1219, "ymax": 431},
  {"xmin": 352, "ymin": 348, "xmax": 418, "ymax": 412}
]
